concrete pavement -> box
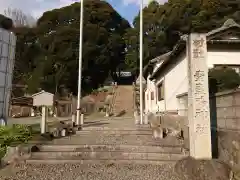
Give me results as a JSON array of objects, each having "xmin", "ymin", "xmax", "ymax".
[{"xmin": 7, "ymin": 116, "xmax": 71, "ymax": 125}]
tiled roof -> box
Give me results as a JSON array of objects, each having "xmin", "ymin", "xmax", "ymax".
[{"xmin": 148, "ymin": 19, "xmax": 240, "ymax": 79}]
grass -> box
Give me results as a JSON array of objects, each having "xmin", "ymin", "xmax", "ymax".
[
  {"xmin": 0, "ymin": 121, "xmax": 60, "ymax": 159},
  {"xmin": 0, "ymin": 124, "xmax": 35, "ymax": 158}
]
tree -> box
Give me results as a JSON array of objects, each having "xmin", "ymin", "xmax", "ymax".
[
  {"xmin": 209, "ymin": 67, "xmax": 240, "ymax": 92},
  {"xmin": 37, "ymin": 1, "xmax": 130, "ymax": 95},
  {"xmin": 13, "ymin": 0, "xmax": 130, "ymax": 96},
  {"xmin": 13, "ymin": 27, "xmax": 40, "ymax": 83},
  {"xmin": 124, "ymin": 0, "xmax": 240, "ymax": 73},
  {"xmin": 4, "ymin": 8, "xmax": 36, "ymax": 27}
]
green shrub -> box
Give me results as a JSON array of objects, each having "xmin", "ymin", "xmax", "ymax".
[
  {"xmin": 0, "ymin": 125, "xmax": 32, "ymax": 148},
  {"xmin": 0, "ymin": 146, "xmax": 6, "ymax": 158},
  {"xmin": 0, "ymin": 125, "xmax": 35, "ymax": 158},
  {"xmin": 209, "ymin": 67, "xmax": 240, "ymax": 92}
]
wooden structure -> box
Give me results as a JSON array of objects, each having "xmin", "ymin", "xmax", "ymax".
[{"xmin": 9, "ymin": 96, "xmax": 33, "ymax": 117}]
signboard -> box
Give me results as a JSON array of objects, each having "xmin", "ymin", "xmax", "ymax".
[{"xmin": 32, "ymin": 91, "xmax": 54, "ymax": 106}]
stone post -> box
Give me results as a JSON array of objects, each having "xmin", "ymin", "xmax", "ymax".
[
  {"xmin": 134, "ymin": 111, "xmax": 140, "ymax": 125},
  {"xmin": 80, "ymin": 113, "xmax": 84, "ymax": 125},
  {"xmin": 72, "ymin": 113, "xmax": 76, "ymax": 123},
  {"xmin": 187, "ymin": 33, "xmax": 212, "ymax": 159},
  {"xmin": 143, "ymin": 113, "xmax": 148, "ymax": 125},
  {"xmin": 41, "ymin": 106, "xmax": 47, "ymax": 134},
  {"xmin": 31, "ymin": 108, "xmax": 35, "ymax": 117}
]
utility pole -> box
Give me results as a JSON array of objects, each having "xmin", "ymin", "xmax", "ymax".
[
  {"xmin": 76, "ymin": 0, "xmax": 84, "ymax": 125},
  {"xmin": 139, "ymin": 0, "xmax": 144, "ymax": 125}
]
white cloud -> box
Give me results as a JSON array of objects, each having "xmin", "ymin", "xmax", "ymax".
[
  {"xmin": 0, "ymin": 0, "xmax": 167, "ymax": 24},
  {"xmin": 0, "ymin": 0, "xmax": 79, "ymax": 18},
  {"xmin": 122, "ymin": 0, "xmax": 167, "ymax": 6}
]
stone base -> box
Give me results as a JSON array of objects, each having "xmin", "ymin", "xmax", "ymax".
[
  {"xmin": 1, "ymin": 145, "xmax": 38, "ymax": 167},
  {"xmin": 218, "ymin": 130, "xmax": 240, "ymax": 168},
  {"xmin": 134, "ymin": 111, "xmax": 140, "ymax": 125},
  {"xmin": 143, "ymin": 119, "xmax": 148, "ymax": 125},
  {"xmin": 61, "ymin": 129, "xmax": 67, "ymax": 137},
  {"xmin": 73, "ymin": 126, "xmax": 82, "ymax": 132},
  {"xmin": 135, "ymin": 120, "xmax": 140, "ymax": 125},
  {"xmin": 174, "ymin": 157, "xmax": 232, "ymax": 180},
  {"xmin": 52, "ymin": 128, "xmax": 61, "ymax": 138},
  {"xmin": 152, "ymin": 127, "xmax": 163, "ymax": 139}
]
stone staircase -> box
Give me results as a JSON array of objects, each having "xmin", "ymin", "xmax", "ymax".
[
  {"xmin": 112, "ymin": 85, "xmax": 134, "ymax": 117},
  {"xmin": 26, "ymin": 118, "xmax": 187, "ymax": 165}
]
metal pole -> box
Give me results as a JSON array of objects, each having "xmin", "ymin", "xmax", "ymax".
[
  {"xmin": 139, "ymin": 0, "xmax": 143, "ymax": 125},
  {"xmin": 76, "ymin": 0, "xmax": 84, "ymax": 125}
]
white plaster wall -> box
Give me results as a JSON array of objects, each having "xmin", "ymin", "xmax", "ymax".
[
  {"xmin": 145, "ymin": 77, "xmax": 151, "ymax": 113},
  {"xmin": 177, "ymin": 95, "xmax": 188, "ymax": 116},
  {"xmin": 145, "ymin": 76, "xmax": 158, "ymax": 113},
  {"xmin": 207, "ymin": 50, "xmax": 240, "ymax": 67},
  {"xmin": 145, "ymin": 90, "xmax": 149, "ymax": 112},
  {"xmin": 164, "ymin": 55, "xmax": 188, "ymax": 111},
  {"xmin": 157, "ymin": 100, "xmax": 165, "ymax": 112},
  {"xmin": 155, "ymin": 49, "xmax": 240, "ymax": 113},
  {"xmin": 155, "ymin": 77, "xmax": 165, "ymax": 112},
  {"xmin": 155, "ymin": 53, "xmax": 188, "ymax": 112}
]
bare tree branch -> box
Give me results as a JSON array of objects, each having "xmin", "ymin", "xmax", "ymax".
[{"xmin": 4, "ymin": 8, "xmax": 36, "ymax": 27}]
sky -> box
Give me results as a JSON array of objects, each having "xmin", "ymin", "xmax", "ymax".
[{"xmin": 0, "ymin": 0, "xmax": 167, "ymax": 23}]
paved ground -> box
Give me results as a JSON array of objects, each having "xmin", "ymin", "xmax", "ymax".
[
  {"xmin": 7, "ymin": 116, "xmax": 72, "ymax": 125},
  {"xmin": 0, "ymin": 116, "xmax": 182, "ymax": 179},
  {"xmin": 7, "ymin": 113, "xmax": 109, "ymax": 125},
  {"xmin": 0, "ymin": 163, "xmax": 179, "ymax": 180}
]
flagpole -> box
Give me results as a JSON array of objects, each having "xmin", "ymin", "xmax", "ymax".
[
  {"xmin": 76, "ymin": 0, "xmax": 84, "ymax": 125},
  {"xmin": 139, "ymin": 0, "xmax": 143, "ymax": 125}
]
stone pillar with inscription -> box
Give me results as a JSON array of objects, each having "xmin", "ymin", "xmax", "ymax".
[{"xmin": 187, "ymin": 33, "xmax": 212, "ymax": 159}]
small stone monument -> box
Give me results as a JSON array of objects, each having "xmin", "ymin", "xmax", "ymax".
[
  {"xmin": 135, "ymin": 75, "xmax": 147, "ymax": 125},
  {"xmin": 0, "ymin": 117, "xmax": 6, "ymax": 126},
  {"xmin": 134, "ymin": 110, "xmax": 140, "ymax": 124},
  {"xmin": 187, "ymin": 33, "xmax": 212, "ymax": 159},
  {"xmin": 104, "ymin": 93, "xmax": 113, "ymax": 117}
]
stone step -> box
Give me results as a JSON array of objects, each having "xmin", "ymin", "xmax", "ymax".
[
  {"xmin": 25, "ymin": 159, "xmax": 178, "ymax": 165},
  {"xmin": 37, "ymin": 144, "xmax": 183, "ymax": 154},
  {"xmin": 52, "ymin": 134, "xmax": 183, "ymax": 146},
  {"xmin": 112, "ymin": 111, "xmax": 134, "ymax": 114},
  {"xmin": 112, "ymin": 107, "xmax": 133, "ymax": 109},
  {"xmin": 114, "ymin": 103, "xmax": 130, "ymax": 105},
  {"xmin": 30, "ymin": 151, "xmax": 186, "ymax": 161},
  {"xmin": 77, "ymin": 130, "xmax": 152, "ymax": 135},
  {"xmin": 82, "ymin": 126, "xmax": 150, "ymax": 131}
]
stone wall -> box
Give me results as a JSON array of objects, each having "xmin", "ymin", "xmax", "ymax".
[
  {"xmin": 217, "ymin": 129, "xmax": 240, "ymax": 168},
  {"xmin": 178, "ymin": 88, "xmax": 240, "ymax": 130},
  {"xmin": 205, "ymin": 89, "xmax": 240, "ymax": 167},
  {"xmin": 176, "ymin": 89, "xmax": 240, "ymax": 167},
  {"xmin": 212, "ymin": 89, "xmax": 240, "ymax": 130},
  {"xmin": 210, "ymin": 89, "xmax": 240, "ymax": 167}
]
